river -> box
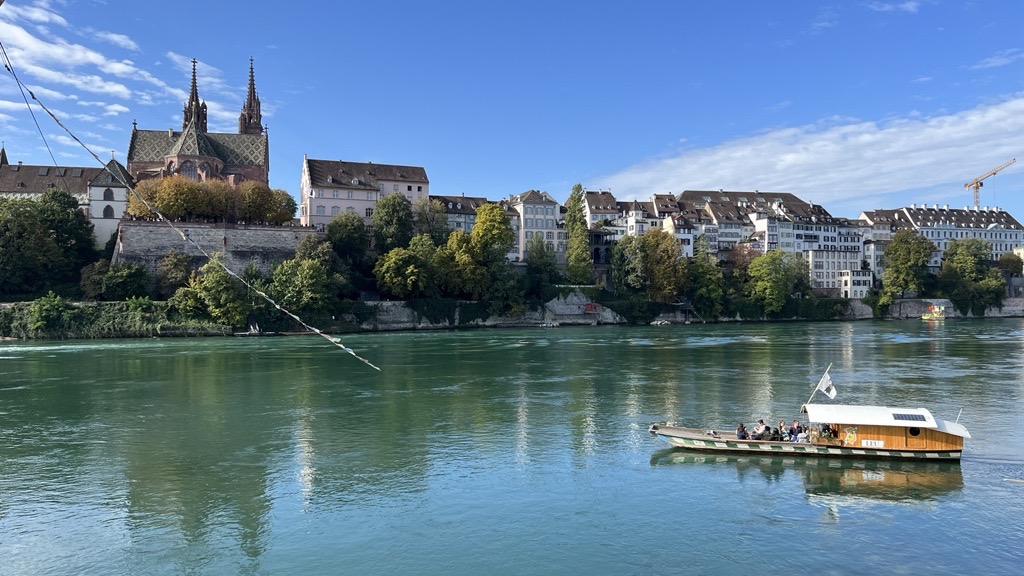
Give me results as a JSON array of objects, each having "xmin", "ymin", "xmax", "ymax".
[{"xmin": 1, "ymin": 319, "xmax": 1022, "ymax": 574}]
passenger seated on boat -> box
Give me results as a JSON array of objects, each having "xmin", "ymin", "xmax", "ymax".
[
  {"xmin": 769, "ymin": 427, "xmax": 782, "ymax": 441},
  {"xmin": 789, "ymin": 420, "xmax": 804, "ymax": 441},
  {"xmin": 736, "ymin": 423, "xmax": 750, "ymax": 440},
  {"xmin": 751, "ymin": 419, "xmax": 768, "ymax": 440}
]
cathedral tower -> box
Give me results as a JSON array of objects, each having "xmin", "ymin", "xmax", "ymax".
[
  {"xmin": 238, "ymin": 58, "xmax": 263, "ymax": 135},
  {"xmin": 182, "ymin": 59, "xmax": 208, "ymax": 132}
]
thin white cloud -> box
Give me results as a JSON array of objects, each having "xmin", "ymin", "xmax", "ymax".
[
  {"xmin": 972, "ymin": 49, "xmax": 1024, "ymax": 70},
  {"xmin": 912, "ymin": 76, "xmax": 932, "ymax": 83},
  {"xmin": 89, "ymin": 29, "xmax": 139, "ymax": 51},
  {"xmin": 867, "ymin": 2, "xmax": 921, "ymax": 13},
  {"xmin": 764, "ymin": 100, "xmax": 793, "ymax": 113},
  {"xmin": 594, "ymin": 96, "xmax": 1024, "ymax": 214},
  {"xmin": 810, "ymin": 8, "xmax": 839, "ymax": 34},
  {"xmin": 0, "ymin": 1, "xmax": 69, "ymax": 26}
]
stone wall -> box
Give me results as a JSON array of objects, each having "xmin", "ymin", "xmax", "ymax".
[{"xmin": 112, "ymin": 220, "xmax": 319, "ymax": 274}]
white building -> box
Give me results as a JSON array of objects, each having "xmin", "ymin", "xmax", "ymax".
[
  {"xmin": 299, "ymin": 156, "xmax": 429, "ymax": 229},
  {"xmin": 87, "ymin": 159, "xmax": 133, "ymax": 247},
  {"xmin": 508, "ymin": 190, "xmax": 564, "ymax": 262}
]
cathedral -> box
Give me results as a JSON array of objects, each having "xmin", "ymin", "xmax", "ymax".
[{"xmin": 126, "ymin": 59, "xmax": 269, "ymax": 185}]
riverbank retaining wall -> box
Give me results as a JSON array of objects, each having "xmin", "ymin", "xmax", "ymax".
[{"xmin": 112, "ymin": 220, "xmax": 319, "ymax": 274}]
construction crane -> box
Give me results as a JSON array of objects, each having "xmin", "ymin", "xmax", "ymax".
[{"xmin": 965, "ymin": 158, "xmax": 1016, "ymax": 210}]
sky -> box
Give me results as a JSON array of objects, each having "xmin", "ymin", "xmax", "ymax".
[{"xmin": 2, "ymin": 0, "xmax": 1024, "ymax": 219}]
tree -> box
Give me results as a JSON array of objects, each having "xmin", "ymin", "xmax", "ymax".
[
  {"xmin": 722, "ymin": 243, "xmax": 758, "ymax": 298},
  {"xmin": 372, "ymin": 193, "xmax": 414, "ymax": 254},
  {"xmin": 326, "ymin": 211, "xmax": 369, "ymax": 268},
  {"xmin": 639, "ymin": 229, "xmax": 686, "ymax": 303},
  {"xmin": 747, "ymin": 250, "xmax": 807, "ymax": 315},
  {"xmin": 997, "ymin": 252, "xmax": 1023, "ymax": 276},
  {"xmin": 155, "ymin": 175, "xmax": 201, "ymax": 221},
  {"xmin": 101, "ymin": 263, "xmax": 150, "ymax": 301},
  {"xmin": 611, "ymin": 234, "xmax": 645, "ymax": 297},
  {"xmin": 156, "ymin": 251, "xmax": 193, "ymax": 300},
  {"xmin": 268, "ymin": 189, "xmax": 297, "ymax": 225},
  {"xmin": 435, "ymin": 230, "xmax": 489, "ymax": 299},
  {"xmin": 880, "ymin": 229, "xmax": 936, "ymax": 305},
  {"xmin": 126, "ymin": 179, "xmax": 159, "ymax": 219},
  {"xmin": 295, "ymin": 234, "xmax": 355, "ymax": 299},
  {"xmin": 0, "ymin": 198, "xmax": 60, "ymax": 296},
  {"xmin": 37, "ymin": 188, "xmax": 97, "ymax": 280},
  {"xmin": 938, "ymin": 238, "xmax": 1005, "ymax": 315},
  {"xmin": 565, "ymin": 183, "xmax": 594, "ymax": 285},
  {"xmin": 469, "ymin": 202, "xmax": 514, "ymax": 266},
  {"xmin": 374, "ymin": 248, "xmax": 430, "ymax": 299},
  {"xmin": 240, "ymin": 181, "xmax": 275, "ymax": 224},
  {"xmin": 525, "ymin": 234, "xmax": 559, "ymax": 300},
  {"xmin": 80, "ymin": 260, "xmax": 110, "ymax": 300},
  {"xmin": 269, "ymin": 258, "xmax": 331, "ymax": 314},
  {"xmin": 196, "ymin": 253, "xmax": 248, "ymax": 326},
  {"xmin": 944, "ymin": 238, "xmax": 991, "ymax": 282},
  {"xmin": 686, "ymin": 238, "xmax": 724, "ymax": 319},
  {"xmin": 413, "ymin": 197, "xmax": 451, "ymax": 246}
]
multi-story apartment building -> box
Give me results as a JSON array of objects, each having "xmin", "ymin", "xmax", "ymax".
[
  {"xmin": 584, "ymin": 190, "xmax": 619, "ymax": 227},
  {"xmin": 431, "ymin": 194, "xmax": 488, "ymax": 233},
  {"xmin": 507, "ymin": 190, "xmax": 564, "ymax": 262},
  {"xmin": 299, "ymin": 157, "xmax": 429, "ymax": 229}
]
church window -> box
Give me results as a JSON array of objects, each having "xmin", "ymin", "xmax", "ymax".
[
  {"xmin": 103, "ymin": 188, "xmax": 114, "ymax": 201},
  {"xmin": 179, "ymin": 161, "xmax": 199, "ymax": 182},
  {"xmin": 199, "ymin": 162, "xmax": 211, "ymax": 178},
  {"xmin": 103, "ymin": 205, "xmax": 114, "ymax": 219}
]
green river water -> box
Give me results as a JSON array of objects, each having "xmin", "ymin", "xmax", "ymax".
[{"xmin": 1, "ymin": 319, "xmax": 1022, "ymax": 574}]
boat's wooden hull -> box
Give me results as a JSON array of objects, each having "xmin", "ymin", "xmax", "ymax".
[{"xmin": 648, "ymin": 424, "xmax": 962, "ymax": 461}]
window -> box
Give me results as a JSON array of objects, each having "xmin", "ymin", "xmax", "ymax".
[
  {"xmin": 179, "ymin": 161, "xmax": 199, "ymax": 182},
  {"xmin": 331, "ymin": 206, "xmax": 340, "ymax": 216},
  {"xmin": 347, "ymin": 191, "xmax": 353, "ymax": 199},
  {"xmin": 365, "ymin": 208, "xmax": 374, "ymax": 217},
  {"xmin": 407, "ymin": 185, "xmax": 412, "ymax": 191},
  {"xmin": 315, "ymin": 205, "xmax": 325, "ymax": 216},
  {"xmin": 367, "ymin": 192, "xmax": 373, "ymax": 200},
  {"xmin": 103, "ymin": 188, "xmax": 114, "ymax": 201},
  {"xmin": 333, "ymin": 191, "xmax": 339, "ymax": 199},
  {"xmin": 102, "ymin": 205, "xmax": 114, "ymax": 219},
  {"xmin": 417, "ymin": 186, "xmax": 422, "ymax": 192},
  {"xmin": 393, "ymin": 184, "xmax": 399, "ymax": 191}
]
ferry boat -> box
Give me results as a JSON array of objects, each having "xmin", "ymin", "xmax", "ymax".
[
  {"xmin": 922, "ymin": 304, "xmax": 945, "ymax": 321},
  {"xmin": 648, "ymin": 367, "xmax": 970, "ymax": 461}
]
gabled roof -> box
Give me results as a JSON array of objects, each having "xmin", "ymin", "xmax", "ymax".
[
  {"xmin": 306, "ymin": 158, "xmax": 428, "ymax": 190},
  {"xmin": 430, "ymin": 194, "xmax": 488, "ymax": 215},
  {"xmin": 88, "ymin": 159, "xmax": 134, "ymax": 188},
  {"xmin": 512, "ymin": 189, "xmax": 557, "ymax": 205},
  {"xmin": 585, "ymin": 191, "xmax": 618, "ymax": 214},
  {"xmin": 168, "ymin": 118, "xmax": 219, "ymax": 158},
  {"xmin": 128, "ymin": 127, "xmax": 267, "ymax": 166},
  {"xmin": 0, "ymin": 162, "xmax": 101, "ymax": 201}
]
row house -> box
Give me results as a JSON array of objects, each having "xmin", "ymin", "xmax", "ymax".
[
  {"xmin": 431, "ymin": 194, "xmax": 488, "ymax": 233},
  {"xmin": 507, "ymin": 190, "xmax": 565, "ymax": 262},
  {"xmin": 299, "ymin": 157, "xmax": 429, "ymax": 229},
  {"xmin": 859, "ymin": 204, "xmax": 1024, "ymax": 276}
]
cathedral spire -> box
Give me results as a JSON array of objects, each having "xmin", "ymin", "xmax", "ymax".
[
  {"xmin": 238, "ymin": 57, "xmax": 263, "ymax": 135},
  {"xmin": 182, "ymin": 58, "xmax": 208, "ymax": 133}
]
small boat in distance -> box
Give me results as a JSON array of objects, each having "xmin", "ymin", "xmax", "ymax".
[
  {"xmin": 922, "ymin": 304, "xmax": 945, "ymax": 321},
  {"xmin": 648, "ymin": 366, "xmax": 970, "ymax": 461}
]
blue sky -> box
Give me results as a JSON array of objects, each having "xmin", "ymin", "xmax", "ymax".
[{"xmin": 2, "ymin": 0, "xmax": 1024, "ymax": 219}]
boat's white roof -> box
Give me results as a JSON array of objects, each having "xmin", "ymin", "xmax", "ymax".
[{"xmin": 801, "ymin": 404, "xmax": 970, "ymax": 439}]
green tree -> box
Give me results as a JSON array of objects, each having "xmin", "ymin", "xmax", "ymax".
[
  {"xmin": 37, "ymin": 188, "xmax": 97, "ymax": 282},
  {"xmin": 155, "ymin": 175, "xmax": 200, "ymax": 221},
  {"xmin": 270, "ymin": 258, "xmax": 331, "ymax": 314},
  {"xmin": 938, "ymin": 238, "xmax": 1005, "ymax": 315},
  {"xmin": 525, "ymin": 234, "xmax": 559, "ymax": 300},
  {"xmin": 102, "ymin": 263, "xmax": 150, "ymax": 301},
  {"xmin": 435, "ymin": 230, "xmax": 489, "ymax": 299},
  {"xmin": 196, "ymin": 253, "xmax": 248, "ymax": 326},
  {"xmin": 295, "ymin": 235, "xmax": 355, "ymax": 299},
  {"xmin": 880, "ymin": 229, "xmax": 935, "ymax": 305},
  {"xmin": 997, "ymin": 252, "xmax": 1023, "ymax": 276},
  {"xmin": 469, "ymin": 202, "xmax": 514, "ymax": 266},
  {"xmin": 407, "ymin": 234, "xmax": 440, "ymax": 298},
  {"xmin": 0, "ymin": 199, "xmax": 60, "ymax": 296},
  {"xmin": 686, "ymin": 238, "xmax": 724, "ymax": 319},
  {"xmin": 80, "ymin": 260, "xmax": 110, "ymax": 300},
  {"xmin": 639, "ymin": 229, "xmax": 686, "ymax": 303},
  {"xmin": 565, "ymin": 183, "xmax": 594, "ymax": 285},
  {"xmin": 611, "ymin": 234, "xmax": 645, "ymax": 298},
  {"xmin": 413, "ymin": 197, "xmax": 451, "ymax": 246},
  {"xmin": 944, "ymin": 238, "xmax": 991, "ymax": 282},
  {"xmin": 372, "ymin": 193, "xmax": 414, "ymax": 253},
  {"xmin": 326, "ymin": 211, "xmax": 369, "ymax": 268},
  {"xmin": 156, "ymin": 251, "xmax": 193, "ymax": 300},
  {"xmin": 374, "ymin": 248, "xmax": 429, "ymax": 299},
  {"xmin": 747, "ymin": 250, "xmax": 807, "ymax": 315},
  {"xmin": 125, "ymin": 179, "xmax": 159, "ymax": 219}
]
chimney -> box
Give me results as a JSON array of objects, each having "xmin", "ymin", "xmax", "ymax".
[{"xmin": 168, "ymin": 129, "xmax": 173, "ymax": 137}]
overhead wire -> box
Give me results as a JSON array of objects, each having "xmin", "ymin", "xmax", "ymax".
[{"xmin": 0, "ymin": 40, "xmax": 381, "ymax": 371}]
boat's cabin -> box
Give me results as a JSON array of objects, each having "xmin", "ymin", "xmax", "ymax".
[{"xmin": 801, "ymin": 404, "xmax": 969, "ymax": 452}]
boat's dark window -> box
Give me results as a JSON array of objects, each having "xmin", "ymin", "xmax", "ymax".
[
  {"xmin": 893, "ymin": 413, "xmax": 927, "ymax": 421},
  {"xmin": 908, "ymin": 427, "xmax": 921, "ymax": 436}
]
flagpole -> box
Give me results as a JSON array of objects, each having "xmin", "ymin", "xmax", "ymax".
[{"xmin": 805, "ymin": 363, "xmax": 832, "ymax": 406}]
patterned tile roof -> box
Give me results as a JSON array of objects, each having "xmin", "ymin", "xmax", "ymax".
[
  {"xmin": 128, "ymin": 127, "xmax": 267, "ymax": 166},
  {"xmin": 168, "ymin": 120, "xmax": 219, "ymax": 158}
]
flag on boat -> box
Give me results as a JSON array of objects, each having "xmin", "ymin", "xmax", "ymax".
[{"xmin": 816, "ymin": 370, "xmax": 837, "ymax": 399}]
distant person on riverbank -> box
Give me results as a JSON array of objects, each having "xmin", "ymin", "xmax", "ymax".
[{"xmin": 736, "ymin": 423, "xmax": 749, "ymax": 440}]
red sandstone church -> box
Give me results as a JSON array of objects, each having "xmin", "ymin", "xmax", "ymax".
[{"xmin": 126, "ymin": 59, "xmax": 269, "ymax": 186}]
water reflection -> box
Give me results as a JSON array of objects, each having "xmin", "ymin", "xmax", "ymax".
[{"xmin": 650, "ymin": 449, "xmax": 964, "ymax": 506}]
